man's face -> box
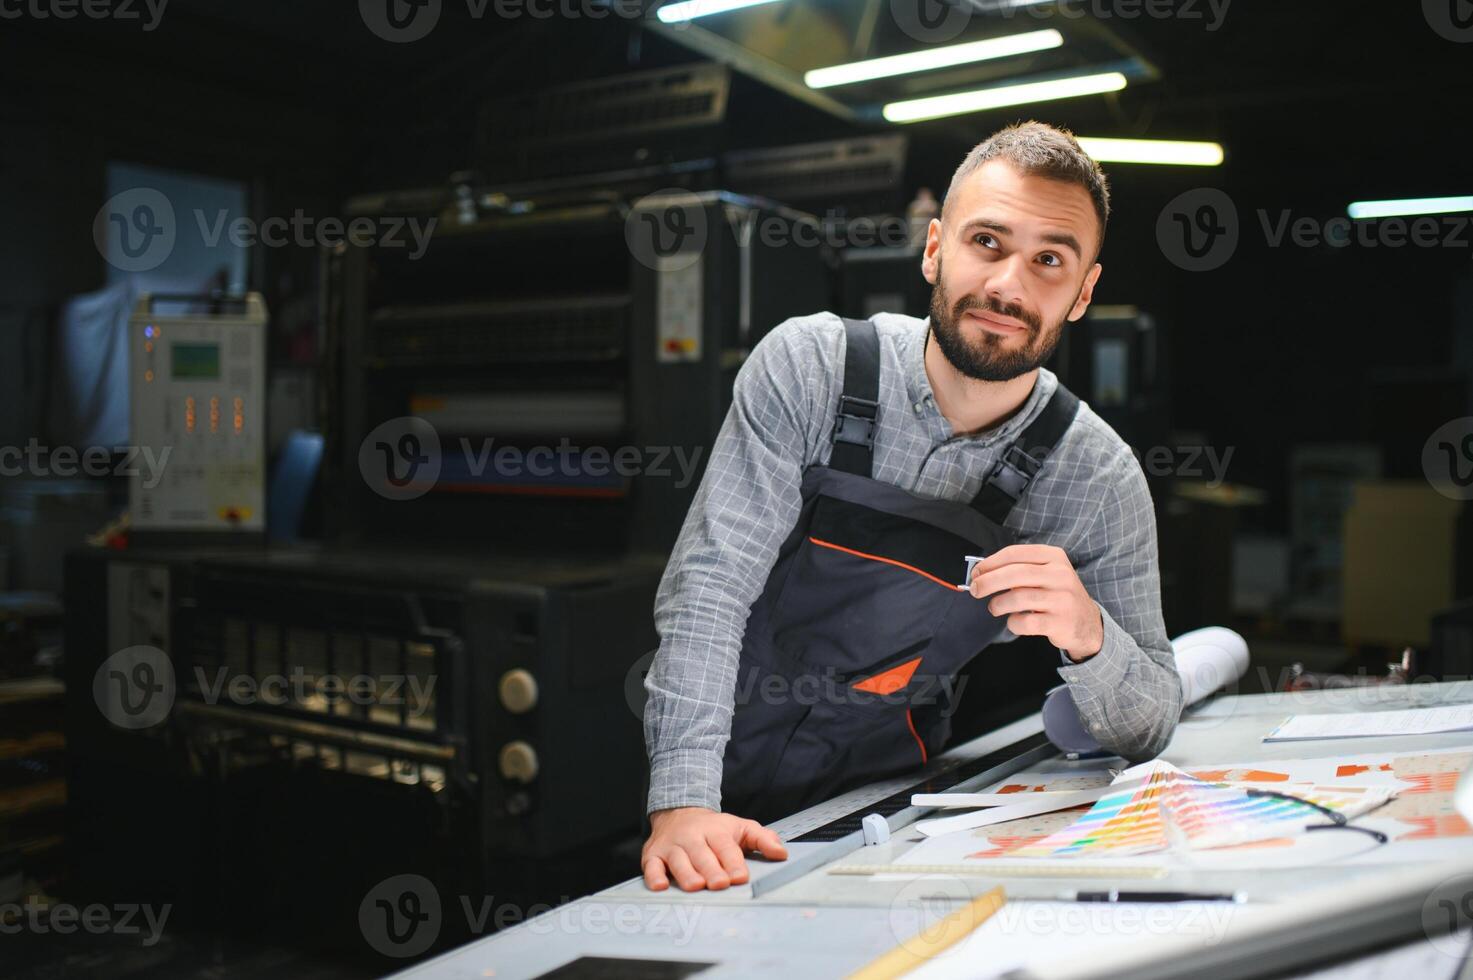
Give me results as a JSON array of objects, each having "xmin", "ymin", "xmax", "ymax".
[{"xmin": 922, "ymin": 159, "xmax": 1104, "ymax": 382}]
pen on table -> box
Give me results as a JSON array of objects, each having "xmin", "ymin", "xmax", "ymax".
[{"xmin": 1057, "ymin": 890, "xmax": 1247, "ymax": 903}]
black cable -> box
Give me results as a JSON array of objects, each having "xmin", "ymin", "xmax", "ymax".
[{"xmin": 1244, "ymin": 788, "xmax": 1389, "ymax": 845}]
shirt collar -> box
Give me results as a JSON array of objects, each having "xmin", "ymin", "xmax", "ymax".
[{"xmin": 902, "ymin": 315, "xmax": 1059, "ymax": 446}]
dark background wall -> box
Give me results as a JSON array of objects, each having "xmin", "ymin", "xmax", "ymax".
[{"xmin": 1, "ymin": 0, "xmax": 1470, "ymax": 529}]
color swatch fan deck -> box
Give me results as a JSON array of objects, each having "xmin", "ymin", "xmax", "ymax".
[{"xmin": 996, "ymin": 760, "xmax": 1395, "ymax": 858}]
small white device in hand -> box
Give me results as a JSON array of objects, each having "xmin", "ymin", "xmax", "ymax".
[{"xmin": 959, "ymin": 555, "xmax": 987, "ymax": 590}]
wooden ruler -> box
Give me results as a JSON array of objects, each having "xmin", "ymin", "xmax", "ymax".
[{"xmin": 846, "ymin": 886, "xmax": 1007, "ymax": 980}]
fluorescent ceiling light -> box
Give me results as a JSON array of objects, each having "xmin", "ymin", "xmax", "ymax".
[
  {"xmin": 1076, "ymin": 137, "xmax": 1224, "ymax": 167},
  {"xmin": 805, "ymin": 30, "xmax": 1064, "ymax": 89},
  {"xmin": 656, "ymin": 0, "xmax": 783, "ymax": 23},
  {"xmin": 1347, "ymin": 196, "xmax": 1473, "ymax": 220},
  {"xmin": 883, "ymin": 71, "xmax": 1127, "ymax": 123},
  {"xmin": 877, "ymin": 70, "xmax": 1131, "ymax": 124}
]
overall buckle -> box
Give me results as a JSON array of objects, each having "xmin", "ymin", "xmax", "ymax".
[
  {"xmin": 985, "ymin": 443, "xmax": 1043, "ymax": 502},
  {"xmin": 833, "ymin": 395, "xmax": 879, "ymax": 448}
]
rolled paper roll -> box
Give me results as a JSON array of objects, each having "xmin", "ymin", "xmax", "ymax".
[
  {"xmin": 1174, "ymin": 626, "xmax": 1251, "ymax": 706},
  {"xmin": 1042, "ymin": 684, "xmax": 1101, "ymax": 755},
  {"xmin": 1041, "ymin": 626, "xmax": 1251, "ymax": 755}
]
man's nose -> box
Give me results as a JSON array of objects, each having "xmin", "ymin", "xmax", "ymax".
[{"xmin": 983, "ymin": 254, "xmax": 1028, "ymax": 310}]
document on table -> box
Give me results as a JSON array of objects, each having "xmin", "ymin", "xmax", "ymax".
[{"xmin": 1263, "ymin": 702, "xmax": 1473, "ymax": 742}]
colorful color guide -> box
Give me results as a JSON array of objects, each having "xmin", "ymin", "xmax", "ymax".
[{"xmin": 991, "ymin": 761, "xmax": 1394, "ymax": 859}]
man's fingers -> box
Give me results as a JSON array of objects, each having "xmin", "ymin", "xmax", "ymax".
[
  {"xmin": 1006, "ymin": 611, "xmax": 1050, "ymax": 637},
  {"xmin": 664, "ymin": 848, "xmax": 706, "ymax": 892},
  {"xmin": 642, "ymin": 855, "xmax": 671, "ymax": 891},
  {"xmin": 707, "ymin": 832, "xmax": 750, "ymax": 884},
  {"xmin": 738, "ymin": 820, "xmax": 789, "ymax": 860},
  {"xmin": 969, "ymin": 544, "xmax": 1063, "ymax": 576},
  {"xmin": 971, "ymin": 562, "xmax": 1062, "ymax": 598},
  {"xmin": 687, "ymin": 843, "xmax": 731, "ymax": 890},
  {"xmin": 987, "ymin": 587, "xmax": 1059, "ymax": 616}
]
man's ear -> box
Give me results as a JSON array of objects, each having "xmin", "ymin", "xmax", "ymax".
[
  {"xmin": 1067, "ymin": 263, "xmax": 1103, "ymax": 322},
  {"xmin": 920, "ymin": 218, "xmax": 942, "ymax": 285}
]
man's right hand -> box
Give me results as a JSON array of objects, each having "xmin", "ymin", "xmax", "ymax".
[{"xmin": 641, "ymin": 806, "xmax": 789, "ymax": 892}]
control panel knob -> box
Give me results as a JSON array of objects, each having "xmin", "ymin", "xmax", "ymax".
[
  {"xmin": 498, "ymin": 741, "xmax": 539, "ymax": 784},
  {"xmin": 498, "ymin": 669, "xmax": 539, "ymax": 714}
]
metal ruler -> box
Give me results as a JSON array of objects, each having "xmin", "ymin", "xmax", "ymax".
[{"xmin": 751, "ymin": 732, "xmax": 1057, "ymax": 897}]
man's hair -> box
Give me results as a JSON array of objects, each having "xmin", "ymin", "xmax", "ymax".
[{"xmin": 942, "ymin": 120, "xmax": 1111, "ymax": 254}]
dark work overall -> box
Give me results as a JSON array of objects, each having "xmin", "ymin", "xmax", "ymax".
[{"xmin": 720, "ymin": 317, "xmax": 1080, "ymax": 824}]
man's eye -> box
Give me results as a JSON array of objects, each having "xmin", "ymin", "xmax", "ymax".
[
  {"xmin": 974, "ymin": 234, "xmax": 997, "ymax": 249},
  {"xmin": 1038, "ymin": 253, "xmax": 1062, "ymax": 267}
]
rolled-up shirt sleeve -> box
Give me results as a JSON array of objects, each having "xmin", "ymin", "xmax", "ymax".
[
  {"xmin": 643, "ymin": 318, "xmax": 833, "ymax": 814},
  {"xmin": 1056, "ymin": 449, "xmax": 1183, "ymax": 761}
]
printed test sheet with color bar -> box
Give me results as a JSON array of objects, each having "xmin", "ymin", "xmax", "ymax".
[{"xmin": 993, "ymin": 760, "xmax": 1394, "ymax": 858}]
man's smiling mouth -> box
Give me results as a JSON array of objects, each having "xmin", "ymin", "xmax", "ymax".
[{"xmin": 965, "ymin": 309, "xmax": 1028, "ymax": 335}]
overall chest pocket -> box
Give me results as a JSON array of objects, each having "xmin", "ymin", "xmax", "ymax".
[
  {"xmin": 767, "ymin": 493, "xmax": 981, "ymax": 681},
  {"xmin": 761, "ymin": 691, "xmax": 929, "ymax": 812}
]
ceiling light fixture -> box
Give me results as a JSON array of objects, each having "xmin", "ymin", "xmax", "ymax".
[
  {"xmin": 805, "ymin": 30, "xmax": 1064, "ymax": 89},
  {"xmin": 883, "ymin": 71, "xmax": 1127, "ymax": 123},
  {"xmin": 1076, "ymin": 137, "xmax": 1225, "ymax": 166},
  {"xmin": 656, "ymin": 0, "xmax": 783, "ymax": 24},
  {"xmin": 1347, "ymin": 196, "xmax": 1473, "ymax": 220}
]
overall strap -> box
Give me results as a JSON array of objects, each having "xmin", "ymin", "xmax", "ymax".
[
  {"xmin": 970, "ymin": 383, "xmax": 1081, "ymax": 524},
  {"xmin": 829, "ymin": 317, "xmax": 882, "ymax": 478}
]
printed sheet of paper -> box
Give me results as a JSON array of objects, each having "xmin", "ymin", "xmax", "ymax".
[
  {"xmin": 913, "ymin": 786, "xmax": 1115, "ymax": 838},
  {"xmin": 1264, "ymin": 703, "xmax": 1473, "ymax": 741}
]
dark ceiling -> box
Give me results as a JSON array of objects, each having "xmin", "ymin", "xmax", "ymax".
[
  {"xmin": 6, "ymin": 1, "xmax": 1468, "ymax": 127},
  {"xmin": 2, "ymin": 1, "xmax": 1468, "ymax": 202},
  {"xmin": 0, "ymin": 0, "xmax": 1467, "ymax": 520}
]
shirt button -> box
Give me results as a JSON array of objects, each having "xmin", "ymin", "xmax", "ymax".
[{"xmin": 913, "ymin": 402, "xmax": 923, "ymax": 414}]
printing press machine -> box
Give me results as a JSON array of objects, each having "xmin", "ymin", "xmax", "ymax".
[
  {"xmin": 64, "ymin": 153, "xmax": 833, "ymax": 953},
  {"xmin": 61, "ymin": 64, "xmax": 1243, "ymax": 969}
]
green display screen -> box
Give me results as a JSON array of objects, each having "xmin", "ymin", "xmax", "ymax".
[{"xmin": 171, "ymin": 343, "xmax": 220, "ymax": 380}]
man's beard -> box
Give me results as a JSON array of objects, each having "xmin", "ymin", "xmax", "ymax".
[{"xmin": 928, "ymin": 258, "xmax": 1074, "ymax": 382}]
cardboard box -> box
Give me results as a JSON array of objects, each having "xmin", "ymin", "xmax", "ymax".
[{"xmin": 1342, "ymin": 481, "xmax": 1461, "ymax": 647}]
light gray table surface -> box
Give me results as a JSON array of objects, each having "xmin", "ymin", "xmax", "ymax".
[{"xmin": 391, "ymin": 681, "xmax": 1473, "ymax": 980}]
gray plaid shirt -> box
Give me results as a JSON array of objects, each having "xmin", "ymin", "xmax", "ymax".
[{"xmin": 644, "ymin": 311, "xmax": 1184, "ymax": 815}]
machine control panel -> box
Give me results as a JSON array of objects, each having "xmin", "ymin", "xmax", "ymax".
[{"xmin": 128, "ymin": 294, "xmax": 267, "ymax": 534}]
